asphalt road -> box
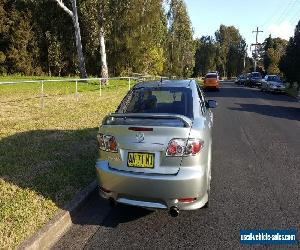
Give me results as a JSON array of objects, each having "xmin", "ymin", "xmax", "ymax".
[{"xmin": 53, "ymin": 82, "xmax": 300, "ymax": 249}]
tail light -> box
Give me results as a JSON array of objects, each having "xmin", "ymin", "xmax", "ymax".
[
  {"xmin": 166, "ymin": 139, "xmax": 204, "ymax": 156},
  {"xmin": 97, "ymin": 133, "xmax": 118, "ymax": 152},
  {"xmin": 178, "ymin": 198, "xmax": 196, "ymax": 203}
]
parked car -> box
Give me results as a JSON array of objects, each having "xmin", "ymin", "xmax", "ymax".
[
  {"xmin": 96, "ymin": 80, "xmax": 217, "ymax": 217},
  {"xmin": 208, "ymin": 71, "xmax": 219, "ymax": 75},
  {"xmin": 245, "ymin": 72, "xmax": 262, "ymax": 87},
  {"xmin": 235, "ymin": 74, "xmax": 247, "ymax": 85},
  {"xmin": 203, "ymin": 73, "xmax": 220, "ymax": 90},
  {"xmin": 261, "ymin": 75, "xmax": 286, "ymax": 93}
]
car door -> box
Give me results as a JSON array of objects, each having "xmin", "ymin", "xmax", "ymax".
[
  {"xmin": 195, "ymin": 83, "xmax": 212, "ymax": 184},
  {"xmin": 265, "ymin": 76, "xmax": 272, "ymax": 90},
  {"xmin": 262, "ymin": 76, "xmax": 268, "ymax": 89},
  {"xmin": 197, "ymin": 84, "xmax": 212, "ymax": 130}
]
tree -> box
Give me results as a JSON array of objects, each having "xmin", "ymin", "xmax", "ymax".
[
  {"xmin": 166, "ymin": 0, "xmax": 195, "ymax": 77},
  {"xmin": 54, "ymin": 0, "xmax": 87, "ymax": 78},
  {"xmin": 45, "ymin": 31, "xmax": 66, "ymax": 76},
  {"xmin": 263, "ymin": 36, "xmax": 287, "ymax": 75},
  {"xmin": 101, "ymin": 0, "xmax": 167, "ymax": 76},
  {"xmin": 0, "ymin": 0, "xmax": 9, "ymax": 74},
  {"xmin": 193, "ymin": 36, "xmax": 217, "ymax": 77},
  {"xmin": 280, "ymin": 20, "xmax": 300, "ymax": 90},
  {"xmin": 215, "ymin": 25, "xmax": 247, "ymax": 78},
  {"xmin": 98, "ymin": 2, "xmax": 108, "ymax": 83},
  {"xmin": 80, "ymin": 0, "xmax": 109, "ymax": 81}
]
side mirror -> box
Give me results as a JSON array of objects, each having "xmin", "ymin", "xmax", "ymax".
[{"xmin": 206, "ymin": 100, "xmax": 218, "ymax": 109}]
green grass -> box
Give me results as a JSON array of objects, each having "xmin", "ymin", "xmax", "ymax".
[
  {"xmin": 0, "ymin": 77, "xmax": 134, "ymax": 249},
  {"xmin": 196, "ymin": 78, "xmax": 204, "ymax": 87},
  {"xmin": 285, "ymin": 85, "xmax": 300, "ymax": 99}
]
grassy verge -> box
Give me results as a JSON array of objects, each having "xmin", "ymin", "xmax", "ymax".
[
  {"xmin": 196, "ymin": 78, "xmax": 204, "ymax": 87},
  {"xmin": 0, "ymin": 77, "xmax": 134, "ymax": 249},
  {"xmin": 285, "ymin": 85, "xmax": 300, "ymax": 99}
]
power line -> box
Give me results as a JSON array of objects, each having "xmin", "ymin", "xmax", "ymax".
[
  {"xmin": 261, "ymin": 0, "xmax": 283, "ymax": 28},
  {"xmin": 289, "ymin": 5, "xmax": 300, "ymax": 24},
  {"xmin": 275, "ymin": 0, "xmax": 298, "ymax": 25}
]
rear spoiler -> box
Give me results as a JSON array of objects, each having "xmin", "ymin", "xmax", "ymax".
[{"xmin": 103, "ymin": 113, "xmax": 192, "ymax": 127}]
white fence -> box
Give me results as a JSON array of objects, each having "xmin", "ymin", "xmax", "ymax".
[{"xmin": 0, "ymin": 76, "xmax": 169, "ymax": 109}]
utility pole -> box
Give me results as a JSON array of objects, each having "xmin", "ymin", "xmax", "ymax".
[
  {"xmin": 251, "ymin": 27, "xmax": 263, "ymax": 72},
  {"xmin": 244, "ymin": 45, "xmax": 248, "ymax": 70}
]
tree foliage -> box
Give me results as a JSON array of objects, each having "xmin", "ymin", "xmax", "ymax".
[
  {"xmin": 280, "ymin": 20, "xmax": 300, "ymax": 89},
  {"xmin": 3, "ymin": 1, "xmax": 279, "ymax": 80},
  {"xmin": 193, "ymin": 25, "xmax": 247, "ymax": 77},
  {"xmin": 1, "ymin": 0, "xmax": 191, "ymax": 77},
  {"xmin": 263, "ymin": 36, "xmax": 287, "ymax": 75},
  {"xmin": 193, "ymin": 36, "xmax": 217, "ymax": 77},
  {"xmin": 166, "ymin": 0, "xmax": 195, "ymax": 77}
]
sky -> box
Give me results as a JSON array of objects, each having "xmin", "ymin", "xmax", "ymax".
[{"xmin": 185, "ymin": 0, "xmax": 300, "ymax": 54}]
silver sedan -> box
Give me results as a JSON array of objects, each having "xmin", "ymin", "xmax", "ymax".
[
  {"xmin": 261, "ymin": 75, "xmax": 286, "ymax": 93},
  {"xmin": 95, "ymin": 80, "xmax": 217, "ymax": 217}
]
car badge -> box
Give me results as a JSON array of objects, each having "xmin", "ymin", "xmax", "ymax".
[{"xmin": 136, "ymin": 132, "xmax": 145, "ymax": 143}]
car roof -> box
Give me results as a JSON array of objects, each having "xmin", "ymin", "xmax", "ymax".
[{"xmin": 133, "ymin": 80, "xmax": 194, "ymax": 89}]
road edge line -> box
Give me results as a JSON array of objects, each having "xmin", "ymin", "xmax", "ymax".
[{"xmin": 18, "ymin": 180, "xmax": 98, "ymax": 250}]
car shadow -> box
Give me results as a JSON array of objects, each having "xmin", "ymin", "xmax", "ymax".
[
  {"xmin": 0, "ymin": 128, "xmax": 98, "ymax": 210},
  {"xmin": 102, "ymin": 204, "xmax": 153, "ymax": 228},
  {"xmin": 0, "ymin": 128, "xmax": 153, "ymax": 231},
  {"xmin": 229, "ymin": 103, "xmax": 300, "ymax": 121},
  {"xmin": 69, "ymin": 189, "xmax": 153, "ymax": 227}
]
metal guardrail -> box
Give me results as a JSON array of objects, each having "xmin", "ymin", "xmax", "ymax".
[{"xmin": 0, "ymin": 75, "xmax": 170, "ymax": 109}]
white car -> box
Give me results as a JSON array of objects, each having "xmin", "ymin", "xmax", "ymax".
[{"xmin": 261, "ymin": 75, "xmax": 286, "ymax": 93}]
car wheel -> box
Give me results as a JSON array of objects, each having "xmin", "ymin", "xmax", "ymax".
[{"xmin": 108, "ymin": 198, "xmax": 116, "ymax": 207}]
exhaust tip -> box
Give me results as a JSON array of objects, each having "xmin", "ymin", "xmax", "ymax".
[{"xmin": 169, "ymin": 206, "xmax": 179, "ymax": 217}]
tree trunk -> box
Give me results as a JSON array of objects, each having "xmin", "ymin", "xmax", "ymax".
[
  {"xmin": 71, "ymin": 0, "xmax": 87, "ymax": 79},
  {"xmin": 99, "ymin": 26, "xmax": 108, "ymax": 84},
  {"xmin": 222, "ymin": 64, "xmax": 226, "ymax": 78}
]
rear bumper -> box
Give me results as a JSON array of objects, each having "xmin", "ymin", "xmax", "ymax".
[
  {"xmin": 269, "ymin": 88, "xmax": 286, "ymax": 92},
  {"xmin": 95, "ymin": 160, "xmax": 208, "ymax": 210},
  {"xmin": 250, "ymin": 81, "xmax": 262, "ymax": 86},
  {"xmin": 203, "ymin": 85, "xmax": 219, "ymax": 89}
]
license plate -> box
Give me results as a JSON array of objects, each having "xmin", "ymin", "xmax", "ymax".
[{"xmin": 127, "ymin": 152, "xmax": 155, "ymax": 168}]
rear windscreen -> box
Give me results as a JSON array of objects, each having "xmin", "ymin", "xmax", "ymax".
[
  {"xmin": 117, "ymin": 87, "xmax": 193, "ymax": 118},
  {"xmin": 252, "ymin": 73, "xmax": 262, "ymax": 78},
  {"xmin": 268, "ymin": 76, "xmax": 281, "ymax": 82},
  {"xmin": 206, "ymin": 74, "xmax": 217, "ymax": 79}
]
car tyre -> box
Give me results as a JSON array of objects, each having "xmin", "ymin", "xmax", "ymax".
[
  {"xmin": 108, "ymin": 198, "xmax": 116, "ymax": 207},
  {"xmin": 203, "ymin": 200, "xmax": 209, "ymax": 208}
]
